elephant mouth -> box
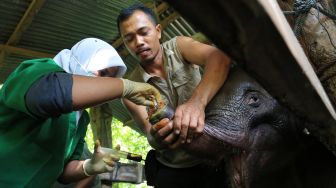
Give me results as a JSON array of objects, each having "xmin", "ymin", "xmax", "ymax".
[{"xmin": 187, "ymin": 125, "xmax": 249, "ymax": 165}]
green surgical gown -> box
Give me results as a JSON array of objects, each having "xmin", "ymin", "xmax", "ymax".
[{"xmin": 0, "ymin": 58, "xmax": 89, "ymax": 188}]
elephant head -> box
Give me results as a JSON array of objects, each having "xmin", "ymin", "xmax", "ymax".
[{"xmin": 185, "ymin": 66, "xmax": 336, "ymax": 188}]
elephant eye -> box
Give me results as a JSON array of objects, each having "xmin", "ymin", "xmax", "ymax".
[{"xmin": 245, "ymin": 93, "xmax": 261, "ymax": 107}]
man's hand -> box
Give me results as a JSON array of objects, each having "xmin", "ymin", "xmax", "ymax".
[
  {"xmin": 173, "ymin": 99, "xmax": 205, "ymax": 144},
  {"xmin": 121, "ymin": 78, "xmax": 161, "ymax": 107},
  {"xmin": 82, "ymin": 140, "xmax": 119, "ymax": 176},
  {"xmin": 149, "ymin": 118, "xmax": 181, "ymax": 149}
]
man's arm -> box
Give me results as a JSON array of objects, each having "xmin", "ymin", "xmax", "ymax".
[
  {"xmin": 174, "ymin": 36, "xmax": 231, "ymax": 144},
  {"xmin": 122, "ymin": 98, "xmax": 150, "ymax": 134}
]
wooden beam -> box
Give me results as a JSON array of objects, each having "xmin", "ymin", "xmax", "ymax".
[
  {"xmin": 156, "ymin": 2, "xmax": 170, "ymax": 15},
  {"xmin": 160, "ymin": 12, "xmax": 179, "ymax": 28},
  {"xmin": 6, "ymin": 0, "xmax": 46, "ymax": 45},
  {"xmin": 0, "ymin": 45, "xmax": 53, "ymax": 58},
  {"xmin": 89, "ymin": 104, "xmax": 113, "ymax": 148},
  {"xmin": 1, "ymin": 0, "xmax": 46, "ymax": 64}
]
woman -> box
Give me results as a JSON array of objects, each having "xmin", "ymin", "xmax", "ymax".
[{"xmin": 0, "ymin": 38, "xmax": 160, "ymax": 187}]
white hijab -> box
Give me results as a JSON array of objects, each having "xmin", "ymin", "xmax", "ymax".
[
  {"xmin": 53, "ymin": 38, "xmax": 127, "ymax": 124},
  {"xmin": 53, "ymin": 38, "xmax": 127, "ymax": 77}
]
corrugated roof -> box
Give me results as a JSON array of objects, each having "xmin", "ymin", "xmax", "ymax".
[{"xmin": 0, "ymin": 0, "xmax": 31, "ymax": 43}]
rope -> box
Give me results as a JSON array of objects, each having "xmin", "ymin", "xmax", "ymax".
[
  {"xmin": 295, "ymin": 0, "xmax": 316, "ymax": 14},
  {"xmin": 283, "ymin": 0, "xmax": 336, "ymax": 37},
  {"xmin": 283, "ymin": 0, "xmax": 317, "ymax": 15}
]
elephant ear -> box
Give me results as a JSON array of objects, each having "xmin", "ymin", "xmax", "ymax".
[{"xmin": 165, "ymin": 0, "xmax": 336, "ymax": 154}]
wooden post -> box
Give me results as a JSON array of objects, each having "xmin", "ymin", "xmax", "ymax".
[
  {"xmin": 278, "ymin": 0, "xmax": 336, "ymax": 108},
  {"xmin": 89, "ymin": 103, "xmax": 113, "ymax": 148}
]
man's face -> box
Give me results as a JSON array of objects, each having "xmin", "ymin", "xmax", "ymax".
[{"xmin": 119, "ymin": 10, "xmax": 162, "ymax": 64}]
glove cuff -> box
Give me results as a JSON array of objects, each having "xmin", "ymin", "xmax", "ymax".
[
  {"xmin": 120, "ymin": 78, "xmax": 133, "ymax": 97},
  {"xmin": 83, "ymin": 159, "xmax": 92, "ymax": 176}
]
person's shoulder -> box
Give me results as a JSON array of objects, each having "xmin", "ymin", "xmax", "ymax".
[
  {"xmin": 12, "ymin": 58, "xmax": 57, "ymax": 72},
  {"xmin": 175, "ymin": 36, "xmax": 195, "ymax": 46},
  {"xmin": 162, "ymin": 37, "xmax": 176, "ymax": 48},
  {"xmin": 18, "ymin": 58, "xmax": 60, "ymax": 70},
  {"xmin": 162, "ymin": 36, "xmax": 194, "ymax": 50},
  {"xmin": 163, "ymin": 36, "xmax": 192, "ymax": 47},
  {"xmin": 22, "ymin": 58, "xmax": 56, "ymax": 65},
  {"xmin": 163, "ymin": 37, "xmax": 177, "ymax": 44}
]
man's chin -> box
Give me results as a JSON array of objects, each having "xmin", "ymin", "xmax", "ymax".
[{"xmin": 139, "ymin": 56, "xmax": 155, "ymax": 65}]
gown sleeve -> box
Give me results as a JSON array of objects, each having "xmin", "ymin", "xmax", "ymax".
[{"xmin": 25, "ymin": 72, "xmax": 73, "ymax": 118}]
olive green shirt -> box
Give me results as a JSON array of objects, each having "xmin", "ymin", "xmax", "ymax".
[
  {"xmin": 128, "ymin": 37, "xmax": 203, "ymax": 168},
  {"xmin": 0, "ymin": 58, "xmax": 89, "ymax": 188}
]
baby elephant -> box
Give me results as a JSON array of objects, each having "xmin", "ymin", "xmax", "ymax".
[{"xmin": 185, "ymin": 66, "xmax": 336, "ymax": 188}]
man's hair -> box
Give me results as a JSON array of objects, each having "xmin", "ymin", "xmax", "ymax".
[{"xmin": 117, "ymin": 3, "xmax": 158, "ymax": 34}]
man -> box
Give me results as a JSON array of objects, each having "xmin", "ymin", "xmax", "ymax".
[
  {"xmin": 117, "ymin": 4, "xmax": 231, "ymax": 187},
  {"xmin": 0, "ymin": 38, "xmax": 160, "ymax": 187}
]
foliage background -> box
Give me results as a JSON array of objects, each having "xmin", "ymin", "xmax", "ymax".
[{"xmin": 85, "ymin": 118, "xmax": 152, "ymax": 188}]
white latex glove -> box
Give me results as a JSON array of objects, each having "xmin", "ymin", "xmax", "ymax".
[
  {"xmin": 120, "ymin": 78, "xmax": 161, "ymax": 107},
  {"xmin": 82, "ymin": 140, "xmax": 119, "ymax": 176}
]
